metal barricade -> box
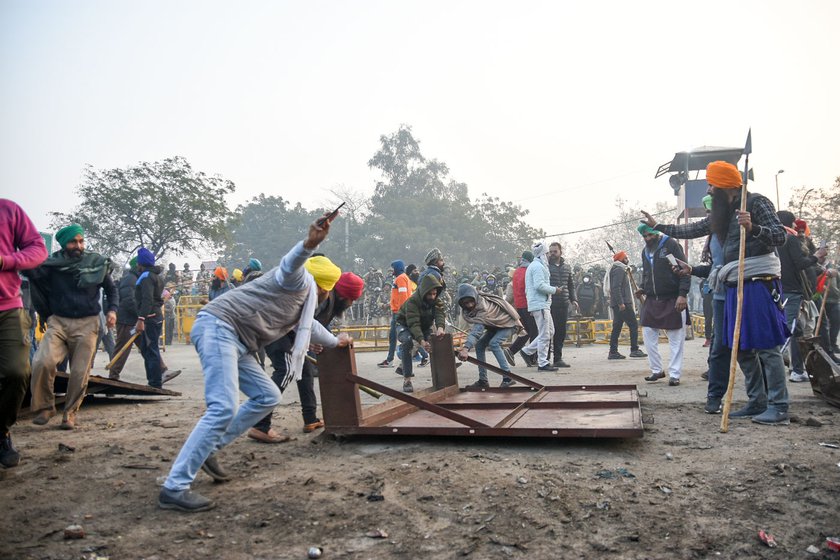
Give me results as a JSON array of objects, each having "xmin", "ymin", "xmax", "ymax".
[{"xmin": 175, "ymin": 295, "xmax": 206, "ymax": 344}]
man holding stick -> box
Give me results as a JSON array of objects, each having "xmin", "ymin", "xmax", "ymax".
[{"xmin": 641, "ymin": 160, "xmax": 791, "ymax": 425}]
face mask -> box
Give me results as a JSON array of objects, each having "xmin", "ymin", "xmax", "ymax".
[{"xmin": 583, "ymin": 277, "xmax": 591, "ymax": 284}]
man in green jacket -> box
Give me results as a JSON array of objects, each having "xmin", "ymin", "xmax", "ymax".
[{"xmin": 395, "ymin": 273, "xmax": 446, "ymax": 393}]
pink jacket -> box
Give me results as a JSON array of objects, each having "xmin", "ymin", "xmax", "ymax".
[{"xmin": 0, "ymin": 199, "xmax": 48, "ymax": 312}]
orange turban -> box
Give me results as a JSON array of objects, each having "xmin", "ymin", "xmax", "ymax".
[
  {"xmin": 706, "ymin": 161, "xmax": 743, "ymax": 189},
  {"xmin": 613, "ymin": 251, "xmax": 627, "ymax": 262},
  {"xmin": 214, "ymin": 267, "xmax": 228, "ymax": 280}
]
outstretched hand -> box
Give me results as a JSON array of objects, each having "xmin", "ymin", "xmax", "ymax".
[
  {"xmin": 304, "ymin": 214, "xmax": 331, "ymax": 250},
  {"xmin": 640, "ymin": 210, "xmax": 656, "ymax": 228}
]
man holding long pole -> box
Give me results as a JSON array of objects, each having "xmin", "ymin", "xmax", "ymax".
[{"xmin": 641, "ymin": 159, "xmax": 791, "ymax": 426}]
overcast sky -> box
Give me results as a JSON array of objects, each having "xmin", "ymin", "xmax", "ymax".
[{"xmin": 2, "ymin": 0, "xmax": 837, "ymax": 248}]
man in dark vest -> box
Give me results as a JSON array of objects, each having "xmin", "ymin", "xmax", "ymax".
[{"xmin": 641, "ymin": 160, "xmax": 790, "ymax": 425}]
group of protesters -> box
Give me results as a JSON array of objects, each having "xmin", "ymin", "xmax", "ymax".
[{"xmin": 0, "ymin": 159, "xmax": 837, "ymax": 511}]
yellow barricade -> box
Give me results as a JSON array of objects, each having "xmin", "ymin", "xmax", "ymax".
[{"xmin": 175, "ymin": 295, "xmax": 206, "ymax": 344}]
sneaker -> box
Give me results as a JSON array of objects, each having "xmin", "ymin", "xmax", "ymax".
[
  {"xmin": 0, "ymin": 433, "xmax": 20, "ymax": 468},
  {"xmin": 629, "ymin": 349, "xmax": 647, "ymax": 358},
  {"xmin": 701, "ymin": 370, "xmax": 709, "ymax": 380},
  {"xmin": 158, "ymin": 487, "xmax": 215, "ymax": 512},
  {"xmin": 201, "ymin": 454, "xmax": 231, "ymax": 482},
  {"xmin": 395, "ymin": 366, "xmax": 403, "ymax": 376},
  {"xmin": 499, "ymin": 378, "xmax": 516, "ymax": 388},
  {"xmin": 704, "ymin": 397, "xmax": 722, "ymax": 414},
  {"xmin": 752, "ymin": 409, "xmax": 790, "ymax": 425},
  {"xmin": 161, "ymin": 369, "xmax": 182, "ymax": 384},
  {"xmin": 467, "ymin": 379, "xmax": 490, "ymax": 390},
  {"xmin": 728, "ymin": 405, "xmax": 767, "ymax": 419},
  {"xmin": 553, "ymin": 359, "xmax": 570, "ymax": 368},
  {"xmin": 502, "ymin": 348, "xmax": 516, "ymax": 366},
  {"xmin": 419, "ymin": 358, "xmax": 429, "ymax": 367},
  {"xmin": 377, "ymin": 360, "xmax": 393, "ymax": 368},
  {"xmin": 303, "ymin": 419, "xmax": 325, "ymax": 433},
  {"xmin": 537, "ymin": 365, "xmax": 559, "ymax": 372},
  {"xmin": 789, "ymin": 371, "xmax": 809, "ymax": 383},
  {"xmin": 519, "ymin": 351, "xmax": 536, "ymax": 367},
  {"xmin": 644, "ymin": 371, "xmax": 665, "ymax": 382},
  {"xmin": 402, "ymin": 380, "xmax": 414, "ymax": 393},
  {"xmin": 668, "ymin": 377, "xmax": 680, "ymax": 386},
  {"xmin": 607, "ymin": 351, "xmax": 626, "ymax": 360}
]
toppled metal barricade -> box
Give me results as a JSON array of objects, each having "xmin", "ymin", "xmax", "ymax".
[{"xmin": 318, "ymin": 334, "xmax": 643, "ymax": 439}]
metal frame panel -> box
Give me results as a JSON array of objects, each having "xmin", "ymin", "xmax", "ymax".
[{"xmin": 318, "ymin": 334, "xmax": 644, "ymax": 439}]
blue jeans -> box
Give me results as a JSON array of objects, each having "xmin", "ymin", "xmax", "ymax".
[
  {"xmin": 163, "ymin": 314, "xmax": 281, "ymax": 491},
  {"xmin": 474, "ymin": 327, "xmax": 513, "ymax": 382},
  {"xmin": 707, "ymin": 298, "xmax": 730, "ymax": 400},
  {"xmin": 385, "ymin": 313, "xmax": 398, "ymax": 362},
  {"xmin": 140, "ymin": 320, "xmax": 163, "ymax": 388},
  {"xmin": 783, "ymin": 293, "xmax": 803, "ymax": 373},
  {"xmin": 397, "ymin": 324, "xmax": 429, "ymax": 379}
]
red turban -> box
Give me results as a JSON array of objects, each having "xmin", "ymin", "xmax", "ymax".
[
  {"xmin": 334, "ymin": 272, "xmax": 364, "ymax": 301},
  {"xmin": 705, "ymin": 161, "xmax": 743, "ymax": 189},
  {"xmin": 613, "ymin": 251, "xmax": 627, "ymax": 262}
]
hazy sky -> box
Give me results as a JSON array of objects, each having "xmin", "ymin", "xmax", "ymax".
[{"xmin": 2, "ymin": 0, "xmax": 838, "ymax": 247}]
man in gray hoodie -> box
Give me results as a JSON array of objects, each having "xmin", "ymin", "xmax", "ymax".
[{"xmin": 456, "ymin": 284, "xmax": 523, "ymax": 388}]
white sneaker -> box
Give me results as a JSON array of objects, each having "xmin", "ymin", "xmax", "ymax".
[{"xmin": 789, "ymin": 371, "xmax": 809, "ymax": 383}]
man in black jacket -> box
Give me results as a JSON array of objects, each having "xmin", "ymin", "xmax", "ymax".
[
  {"xmin": 134, "ymin": 248, "xmax": 165, "ymax": 388},
  {"xmin": 27, "ymin": 224, "xmax": 118, "ymax": 429},
  {"xmin": 776, "ymin": 211, "xmax": 827, "ymax": 382},
  {"xmin": 636, "ymin": 224, "xmax": 690, "ymax": 386},
  {"xmin": 548, "ymin": 242, "xmax": 578, "ymax": 368},
  {"xmin": 607, "ymin": 251, "xmax": 646, "ymax": 359}
]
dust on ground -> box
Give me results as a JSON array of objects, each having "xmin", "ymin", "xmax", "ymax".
[{"xmin": 2, "ymin": 337, "xmax": 839, "ymax": 560}]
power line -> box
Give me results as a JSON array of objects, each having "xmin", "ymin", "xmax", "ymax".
[{"xmin": 518, "ymin": 208, "xmax": 676, "ymax": 242}]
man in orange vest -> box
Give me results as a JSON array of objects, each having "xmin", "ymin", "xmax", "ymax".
[{"xmin": 377, "ymin": 260, "xmax": 413, "ymax": 367}]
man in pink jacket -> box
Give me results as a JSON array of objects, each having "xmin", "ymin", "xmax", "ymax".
[{"xmin": 0, "ymin": 199, "xmax": 48, "ymax": 468}]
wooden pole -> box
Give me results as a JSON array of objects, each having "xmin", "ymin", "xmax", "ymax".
[
  {"xmin": 720, "ymin": 160, "xmax": 750, "ymax": 432},
  {"xmin": 105, "ymin": 332, "xmax": 141, "ymax": 370}
]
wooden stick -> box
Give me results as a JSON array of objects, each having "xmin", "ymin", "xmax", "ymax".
[
  {"xmin": 105, "ymin": 332, "xmax": 140, "ymax": 370},
  {"xmin": 720, "ymin": 169, "xmax": 750, "ymax": 432}
]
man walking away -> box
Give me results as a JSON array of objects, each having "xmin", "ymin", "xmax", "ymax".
[
  {"xmin": 508, "ymin": 251, "xmax": 537, "ymax": 365},
  {"xmin": 606, "ymin": 251, "xmax": 646, "ymax": 360},
  {"xmin": 135, "ymin": 248, "xmax": 169, "ymax": 388},
  {"xmin": 377, "ymin": 260, "xmax": 411, "ymax": 368},
  {"xmin": 519, "ymin": 242, "xmax": 561, "ymax": 372}
]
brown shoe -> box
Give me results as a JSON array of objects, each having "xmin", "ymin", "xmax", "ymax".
[
  {"xmin": 247, "ymin": 428, "xmax": 291, "ymax": 444},
  {"xmin": 32, "ymin": 410, "xmax": 55, "ymax": 426},
  {"xmin": 303, "ymin": 419, "xmax": 325, "ymax": 433},
  {"xmin": 60, "ymin": 413, "xmax": 76, "ymax": 430}
]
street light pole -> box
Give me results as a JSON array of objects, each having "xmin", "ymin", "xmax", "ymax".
[{"xmin": 774, "ymin": 169, "xmax": 785, "ymax": 208}]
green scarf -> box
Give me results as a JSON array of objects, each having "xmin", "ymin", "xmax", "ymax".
[{"xmin": 42, "ymin": 250, "xmax": 113, "ymax": 288}]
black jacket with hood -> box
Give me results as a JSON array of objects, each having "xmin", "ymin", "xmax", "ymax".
[
  {"xmin": 640, "ymin": 235, "xmax": 690, "ymax": 298},
  {"xmin": 135, "ymin": 265, "xmax": 164, "ymax": 322}
]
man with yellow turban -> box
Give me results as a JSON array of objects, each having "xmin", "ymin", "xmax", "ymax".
[
  {"xmin": 640, "ymin": 160, "xmax": 790, "ymax": 425},
  {"xmin": 159, "ymin": 216, "xmax": 352, "ymax": 513}
]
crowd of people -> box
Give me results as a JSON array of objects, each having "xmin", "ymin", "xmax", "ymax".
[{"xmin": 0, "ymin": 161, "xmax": 837, "ymax": 511}]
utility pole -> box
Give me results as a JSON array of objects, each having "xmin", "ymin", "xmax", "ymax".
[{"xmin": 774, "ymin": 169, "xmax": 784, "ymax": 208}]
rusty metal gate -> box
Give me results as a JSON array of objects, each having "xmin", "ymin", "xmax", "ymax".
[{"xmin": 318, "ymin": 334, "xmax": 643, "ymax": 439}]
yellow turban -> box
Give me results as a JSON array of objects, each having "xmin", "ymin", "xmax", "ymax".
[
  {"xmin": 304, "ymin": 256, "xmax": 341, "ymax": 291},
  {"xmin": 232, "ymin": 268, "xmax": 243, "ymax": 282},
  {"xmin": 706, "ymin": 161, "xmax": 743, "ymax": 189}
]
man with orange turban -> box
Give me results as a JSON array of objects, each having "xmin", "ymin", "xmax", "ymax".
[
  {"xmin": 640, "ymin": 160, "xmax": 790, "ymax": 425},
  {"xmin": 606, "ymin": 251, "xmax": 645, "ymax": 359}
]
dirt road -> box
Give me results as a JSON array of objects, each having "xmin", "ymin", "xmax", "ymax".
[{"xmin": 3, "ymin": 337, "xmax": 838, "ymax": 559}]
